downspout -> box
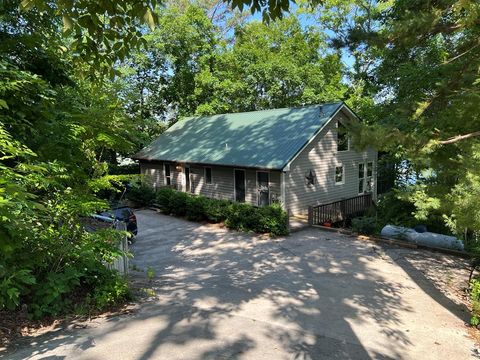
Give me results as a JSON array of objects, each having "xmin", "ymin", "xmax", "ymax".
[{"xmin": 281, "ymin": 164, "xmax": 290, "ymax": 211}]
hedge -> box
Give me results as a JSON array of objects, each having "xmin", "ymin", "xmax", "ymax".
[{"xmin": 155, "ymin": 187, "xmax": 288, "ymax": 236}]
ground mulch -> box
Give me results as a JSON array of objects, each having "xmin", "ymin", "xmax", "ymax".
[{"xmin": 0, "ymin": 310, "xmax": 61, "ymax": 350}]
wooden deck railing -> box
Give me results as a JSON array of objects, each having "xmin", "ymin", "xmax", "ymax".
[{"xmin": 308, "ymin": 193, "xmax": 373, "ymax": 226}]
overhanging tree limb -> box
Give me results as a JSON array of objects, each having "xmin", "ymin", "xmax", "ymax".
[{"xmin": 439, "ymin": 131, "xmax": 480, "ymax": 145}]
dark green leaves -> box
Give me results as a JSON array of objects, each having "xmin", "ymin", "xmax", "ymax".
[{"xmin": 18, "ymin": 0, "xmax": 158, "ymax": 78}]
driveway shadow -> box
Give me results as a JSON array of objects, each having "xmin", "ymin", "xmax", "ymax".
[
  {"xmin": 5, "ymin": 210, "xmax": 474, "ymax": 359},
  {"xmin": 126, "ymin": 211, "xmax": 414, "ymax": 359}
]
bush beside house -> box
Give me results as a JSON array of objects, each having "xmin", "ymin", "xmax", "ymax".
[{"xmin": 155, "ymin": 187, "xmax": 288, "ymax": 236}]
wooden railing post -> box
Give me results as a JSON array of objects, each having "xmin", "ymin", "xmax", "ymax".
[{"xmin": 308, "ymin": 206, "xmax": 313, "ymax": 226}]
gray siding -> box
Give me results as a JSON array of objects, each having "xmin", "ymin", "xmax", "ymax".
[
  {"xmin": 284, "ymin": 109, "xmax": 377, "ymax": 215},
  {"xmin": 140, "ymin": 161, "xmax": 281, "ymax": 207},
  {"xmin": 140, "ymin": 163, "xmax": 164, "ymax": 189}
]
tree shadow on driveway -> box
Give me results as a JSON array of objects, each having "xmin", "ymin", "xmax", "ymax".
[
  {"xmin": 126, "ymin": 211, "xmax": 414, "ymax": 359},
  {"xmin": 5, "ymin": 210, "xmax": 474, "ymax": 359}
]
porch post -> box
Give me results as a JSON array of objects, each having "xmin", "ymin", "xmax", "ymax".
[{"xmin": 308, "ymin": 206, "xmax": 313, "ymax": 226}]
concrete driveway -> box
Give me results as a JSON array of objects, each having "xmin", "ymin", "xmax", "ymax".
[{"xmin": 5, "ymin": 209, "xmax": 476, "ymax": 359}]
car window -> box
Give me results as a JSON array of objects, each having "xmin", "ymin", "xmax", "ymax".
[
  {"xmin": 114, "ymin": 208, "xmax": 131, "ymax": 219},
  {"xmin": 100, "ymin": 211, "xmax": 114, "ymax": 218}
]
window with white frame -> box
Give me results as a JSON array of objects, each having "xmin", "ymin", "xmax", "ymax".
[
  {"xmin": 366, "ymin": 162, "xmax": 373, "ymax": 192},
  {"xmin": 358, "ymin": 163, "xmax": 365, "ymax": 193},
  {"xmin": 335, "ymin": 165, "xmax": 344, "ymax": 185},
  {"xmin": 358, "ymin": 161, "xmax": 374, "ymax": 193},
  {"xmin": 205, "ymin": 167, "xmax": 212, "ymax": 184},
  {"xmin": 164, "ymin": 163, "xmax": 171, "ymax": 186}
]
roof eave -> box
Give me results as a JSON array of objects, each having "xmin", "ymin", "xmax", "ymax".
[{"xmin": 137, "ymin": 157, "xmax": 283, "ymax": 171}]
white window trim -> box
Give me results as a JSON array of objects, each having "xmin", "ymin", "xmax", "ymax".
[
  {"xmin": 358, "ymin": 163, "xmax": 365, "ymax": 195},
  {"xmin": 204, "ymin": 167, "xmax": 213, "ymax": 184},
  {"xmin": 366, "ymin": 161, "xmax": 374, "ymax": 193},
  {"xmin": 358, "ymin": 161, "xmax": 375, "ymax": 193},
  {"xmin": 256, "ymin": 170, "xmax": 270, "ymax": 206},
  {"xmin": 335, "ymin": 164, "xmax": 345, "ymax": 185},
  {"xmin": 233, "ymin": 168, "xmax": 246, "ymax": 202}
]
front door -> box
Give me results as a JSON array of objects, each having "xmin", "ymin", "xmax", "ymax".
[
  {"xmin": 185, "ymin": 167, "xmax": 191, "ymax": 192},
  {"xmin": 257, "ymin": 171, "xmax": 270, "ymax": 206},
  {"xmin": 234, "ymin": 169, "xmax": 245, "ymax": 202}
]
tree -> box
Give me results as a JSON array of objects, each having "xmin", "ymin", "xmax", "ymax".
[
  {"xmin": 311, "ymin": 0, "xmax": 480, "ymax": 237},
  {"xmin": 117, "ymin": 3, "xmax": 220, "ymax": 127},
  {"xmin": 15, "ymin": 0, "xmax": 298, "ymax": 77},
  {"xmin": 0, "ymin": 4, "xmax": 136, "ymax": 316},
  {"xmin": 194, "ymin": 15, "xmax": 347, "ymax": 114}
]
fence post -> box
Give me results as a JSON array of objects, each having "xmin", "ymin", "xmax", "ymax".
[{"xmin": 308, "ymin": 206, "xmax": 313, "ymax": 226}]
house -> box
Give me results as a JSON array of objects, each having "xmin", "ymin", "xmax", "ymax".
[{"xmin": 134, "ymin": 102, "xmax": 377, "ymax": 216}]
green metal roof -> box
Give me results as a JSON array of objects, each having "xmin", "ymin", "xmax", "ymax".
[{"xmin": 134, "ymin": 102, "xmax": 344, "ymax": 170}]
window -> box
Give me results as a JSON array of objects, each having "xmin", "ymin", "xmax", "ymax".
[
  {"xmin": 358, "ymin": 163, "xmax": 365, "ymax": 193},
  {"xmin": 335, "ymin": 165, "xmax": 344, "ymax": 185},
  {"xmin": 164, "ymin": 163, "xmax": 171, "ymax": 186},
  {"xmin": 359, "ymin": 161, "xmax": 374, "ymax": 193},
  {"xmin": 367, "ymin": 162, "xmax": 373, "ymax": 177},
  {"xmin": 205, "ymin": 167, "xmax": 212, "ymax": 184},
  {"xmin": 366, "ymin": 162, "xmax": 374, "ymax": 192},
  {"xmin": 337, "ymin": 121, "xmax": 348, "ymax": 151}
]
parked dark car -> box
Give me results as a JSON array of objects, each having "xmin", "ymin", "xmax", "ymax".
[{"xmin": 93, "ymin": 206, "xmax": 138, "ymax": 237}]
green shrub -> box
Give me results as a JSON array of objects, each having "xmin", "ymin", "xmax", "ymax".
[
  {"xmin": 87, "ymin": 271, "xmax": 130, "ymax": 311},
  {"xmin": 257, "ymin": 203, "xmax": 289, "ymax": 235},
  {"xmin": 126, "ymin": 179, "xmax": 156, "ymax": 207},
  {"xmin": 154, "ymin": 188, "xmax": 288, "ymax": 236},
  {"xmin": 205, "ymin": 198, "xmax": 230, "ymax": 223},
  {"xmin": 470, "ymin": 278, "xmax": 480, "ymax": 326},
  {"xmin": 169, "ymin": 190, "xmax": 189, "ymax": 216},
  {"xmin": 351, "ymin": 216, "xmax": 378, "ymax": 235},
  {"xmin": 186, "ymin": 196, "xmax": 209, "ymax": 221},
  {"xmin": 374, "ymin": 192, "xmax": 416, "ymax": 230},
  {"xmin": 156, "ymin": 187, "xmax": 175, "ymax": 213},
  {"xmin": 225, "ymin": 202, "xmax": 258, "ymax": 232}
]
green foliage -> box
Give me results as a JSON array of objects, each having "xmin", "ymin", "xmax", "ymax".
[
  {"xmin": 156, "ymin": 187, "xmax": 176, "ymax": 213},
  {"xmin": 195, "ymin": 15, "xmax": 346, "ymax": 115},
  {"xmin": 375, "ymin": 192, "xmax": 417, "ymax": 228},
  {"xmin": 169, "ymin": 190, "xmax": 189, "ymax": 217},
  {"xmin": 351, "ymin": 216, "xmax": 378, "ymax": 236},
  {"xmin": 0, "ymin": 269, "xmax": 36, "ymax": 311},
  {"xmin": 185, "ymin": 195, "xmax": 210, "ymax": 221},
  {"xmin": 146, "ymin": 267, "xmax": 155, "ymax": 282},
  {"xmin": 87, "ymin": 273, "xmax": 130, "ymax": 312},
  {"xmin": 470, "ymin": 278, "xmax": 480, "ymax": 326},
  {"xmin": 118, "ymin": 4, "xmax": 219, "ymax": 123},
  {"xmin": 204, "ymin": 199, "xmax": 231, "ymax": 223},
  {"xmin": 120, "ymin": 7, "xmax": 346, "ymax": 121},
  {"xmin": 224, "ymin": 202, "xmax": 259, "ymax": 231},
  {"xmin": 17, "ymin": 0, "xmax": 158, "ymax": 78},
  {"xmin": 126, "ymin": 178, "xmax": 157, "ymax": 207},
  {"xmin": 155, "ymin": 188, "xmax": 288, "ymax": 235},
  {"xmin": 0, "ymin": 6, "xmax": 135, "ymax": 317},
  {"xmin": 17, "ymin": 0, "xmax": 295, "ymax": 81},
  {"xmin": 372, "ymin": 191, "xmax": 450, "ymax": 235},
  {"xmin": 302, "ymin": 0, "xmax": 480, "ymax": 238},
  {"xmin": 256, "ymin": 203, "xmax": 289, "ymax": 235}
]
